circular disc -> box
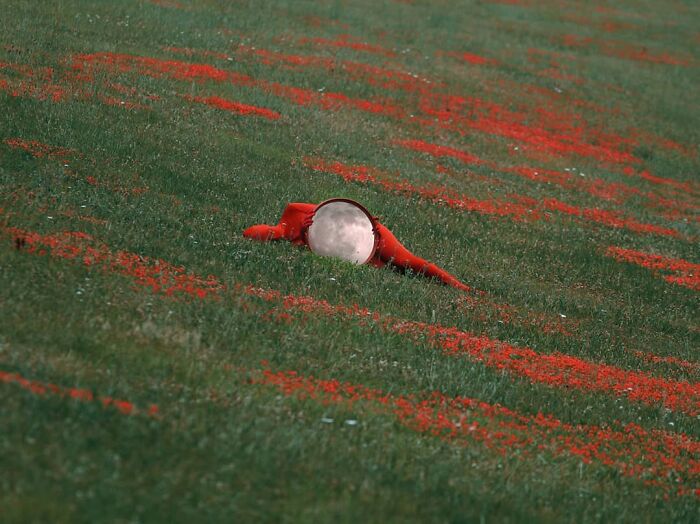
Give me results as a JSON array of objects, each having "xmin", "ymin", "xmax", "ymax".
[{"xmin": 307, "ymin": 199, "xmax": 378, "ymax": 265}]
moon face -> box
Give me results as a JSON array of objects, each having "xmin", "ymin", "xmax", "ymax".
[{"xmin": 307, "ymin": 200, "xmax": 377, "ymax": 264}]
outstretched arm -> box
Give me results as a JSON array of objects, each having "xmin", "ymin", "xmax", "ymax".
[
  {"xmin": 374, "ymin": 223, "xmax": 471, "ymax": 292},
  {"xmin": 242, "ymin": 223, "xmax": 286, "ymax": 241},
  {"xmin": 243, "ymin": 202, "xmax": 316, "ymax": 244}
]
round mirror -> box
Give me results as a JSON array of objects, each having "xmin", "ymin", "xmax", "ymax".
[{"xmin": 306, "ymin": 199, "xmax": 378, "ymax": 265}]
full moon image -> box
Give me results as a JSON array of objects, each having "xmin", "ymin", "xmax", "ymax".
[{"xmin": 307, "ymin": 201, "xmax": 376, "ymax": 264}]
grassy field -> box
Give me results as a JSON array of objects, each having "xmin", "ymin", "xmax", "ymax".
[{"xmin": 1, "ymin": 0, "xmax": 699, "ymax": 521}]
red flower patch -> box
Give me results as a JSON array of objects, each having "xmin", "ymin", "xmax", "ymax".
[
  {"xmin": 0, "ymin": 59, "xmax": 153, "ymax": 109},
  {"xmin": 298, "ymin": 34, "xmax": 396, "ymax": 57},
  {"xmin": 4, "ymin": 137, "xmax": 77, "ymax": 161},
  {"xmin": 4, "ymin": 226, "xmax": 224, "ymax": 299},
  {"xmin": 560, "ymin": 14, "xmax": 636, "ymax": 34},
  {"xmin": 441, "ymin": 50, "xmax": 497, "ymax": 66},
  {"xmin": 606, "ymin": 246, "xmax": 700, "ymax": 292},
  {"xmin": 247, "ymin": 365, "xmax": 700, "ymax": 496},
  {"xmin": 558, "ymin": 34, "xmax": 693, "ymax": 66},
  {"xmin": 0, "ymin": 369, "xmax": 157, "ymax": 417},
  {"xmin": 306, "ymin": 154, "xmax": 681, "ymax": 238},
  {"xmin": 396, "ymin": 139, "xmax": 485, "ymax": 165},
  {"xmin": 624, "ymin": 168, "xmax": 699, "ymax": 195},
  {"xmin": 166, "ymin": 44, "xmax": 440, "ymax": 97},
  {"xmin": 542, "ymin": 198, "xmax": 680, "ymax": 237},
  {"xmin": 3, "ymin": 220, "xmax": 696, "ymax": 415},
  {"xmin": 73, "ymin": 52, "xmax": 406, "ymax": 119},
  {"xmin": 243, "ymin": 285, "xmax": 700, "ymax": 416},
  {"xmin": 456, "ymin": 294, "xmax": 579, "ymax": 337},
  {"xmin": 183, "ymin": 94, "xmax": 281, "ymax": 120},
  {"xmin": 169, "ymin": 44, "xmax": 635, "ymax": 165},
  {"xmin": 633, "ymin": 351, "xmax": 700, "ymax": 374},
  {"xmin": 303, "ymin": 157, "xmax": 536, "ymax": 220},
  {"xmin": 399, "ymin": 138, "xmax": 696, "ymax": 227},
  {"xmin": 0, "ymin": 62, "xmax": 67, "ymax": 102},
  {"xmin": 72, "ymin": 51, "xmax": 692, "ymax": 170},
  {"xmin": 417, "ymin": 92, "xmax": 641, "ymax": 166},
  {"xmin": 3, "ymin": 136, "xmax": 150, "ymax": 195}
]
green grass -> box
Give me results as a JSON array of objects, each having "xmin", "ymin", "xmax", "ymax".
[{"xmin": 1, "ymin": 0, "xmax": 699, "ymax": 522}]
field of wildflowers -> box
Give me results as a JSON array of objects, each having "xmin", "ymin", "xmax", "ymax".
[{"xmin": 1, "ymin": 0, "xmax": 698, "ymax": 521}]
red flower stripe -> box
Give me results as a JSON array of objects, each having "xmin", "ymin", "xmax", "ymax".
[
  {"xmin": 559, "ymin": 34, "xmax": 693, "ymax": 66},
  {"xmin": 415, "ymin": 92, "xmax": 641, "ymax": 166},
  {"xmin": 254, "ymin": 272, "xmax": 577, "ymax": 336},
  {"xmin": 560, "ymin": 13, "xmax": 637, "ymax": 34},
  {"xmin": 304, "ymin": 156, "xmax": 681, "ymax": 238},
  {"xmin": 0, "ymin": 66, "xmax": 68, "ymax": 103},
  {"xmin": 396, "ymin": 139, "xmax": 485, "ymax": 165},
  {"xmin": 247, "ymin": 366, "xmax": 700, "ymax": 496},
  {"xmin": 398, "ymin": 137, "xmax": 694, "ymax": 231},
  {"xmin": 398, "ymin": 137, "xmax": 642, "ymax": 201},
  {"xmin": 80, "ymin": 49, "xmax": 697, "ymax": 169},
  {"xmin": 222, "ymin": 42, "xmax": 692, "ymax": 163},
  {"xmin": 456, "ymin": 293, "xmax": 579, "ymax": 337},
  {"xmin": 4, "ymin": 227, "xmax": 224, "ymax": 299},
  {"xmin": 5, "ymin": 50, "xmax": 691, "ymax": 169},
  {"xmin": 58, "ymin": 208, "xmax": 108, "ymax": 226},
  {"xmin": 242, "ymin": 286, "xmax": 700, "ymax": 416},
  {"xmin": 633, "ymin": 351, "xmax": 700, "ymax": 374},
  {"xmin": 4, "ymin": 137, "xmax": 77, "ymax": 161},
  {"xmin": 71, "ymin": 52, "xmax": 654, "ymax": 168},
  {"xmin": 0, "ymin": 60, "xmax": 152, "ymax": 109},
  {"xmin": 3, "ymin": 222, "xmax": 697, "ymax": 415},
  {"xmin": 606, "ymin": 246, "xmax": 700, "ymax": 292},
  {"xmin": 441, "ymin": 50, "xmax": 497, "ymax": 66},
  {"xmin": 183, "ymin": 94, "xmax": 281, "ymax": 120},
  {"xmin": 0, "ymin": 369, "xmax": 158, "ymax": 416},
  {"xmin": 231, "ymin": 44, "xmax": 437, "ymax": 94},
  {"xmin": 284, "ymin": 45, "xmax": 667, "ymax": 166},
  {"xmin": 72, "ymin": 52, "xmax": 406, "ymax": 119},
  {"xmin": 164, "ymin": 45, "xmax": 598, "ymax": 143},
  {"xmin": 4, "ymin": 135, "xmax": 153, "ymax": 195},
  {"xmin": 298, "ymin": 34, "xmax": 396, "ymax": 57},
  {"xmin": 303, "ymin": 156, "xmax": 536, "ymax": 220},
  {"xmin": 622, "ymin": 167, "xmax": 699, "ymax": 195},
  {"xmin": 539, "ymin": 198, "xmax": 680, "ymax": 237}
]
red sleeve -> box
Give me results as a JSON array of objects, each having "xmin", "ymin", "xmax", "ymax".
[
  {"xmin": 374, "ymin": 223, "xmax": 470, "ymax": 292},
  {"xmin": 243, "ymin": 202, "xmax": 315, "ymax": 244},
  {"xmin": 243, "ymin": 224, "xmax": 286, "ymax": 241}
]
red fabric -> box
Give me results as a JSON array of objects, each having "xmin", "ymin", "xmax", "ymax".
[{"xmin": 243, "ymin": 202, "xmax": 470, "ymax": 292}]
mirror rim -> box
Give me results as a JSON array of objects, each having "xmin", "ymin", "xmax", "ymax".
[{"xmin": 304, "ymin": 198, "xmax": 379, "ymax": 265}]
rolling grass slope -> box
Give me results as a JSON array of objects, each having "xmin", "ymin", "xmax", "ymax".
[{"xmin": 1, "ymin": 0, "xmax": 698, "ymax": 521}]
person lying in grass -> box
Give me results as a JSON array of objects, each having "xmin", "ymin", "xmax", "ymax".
[{"xmin": 243, "ymin": 201, "xmax": 471, "ymax": 292}]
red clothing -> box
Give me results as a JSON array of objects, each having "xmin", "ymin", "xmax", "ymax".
[{"xmin": 243, "ymin": 202, "xmax": 470, "ymax": 292}]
